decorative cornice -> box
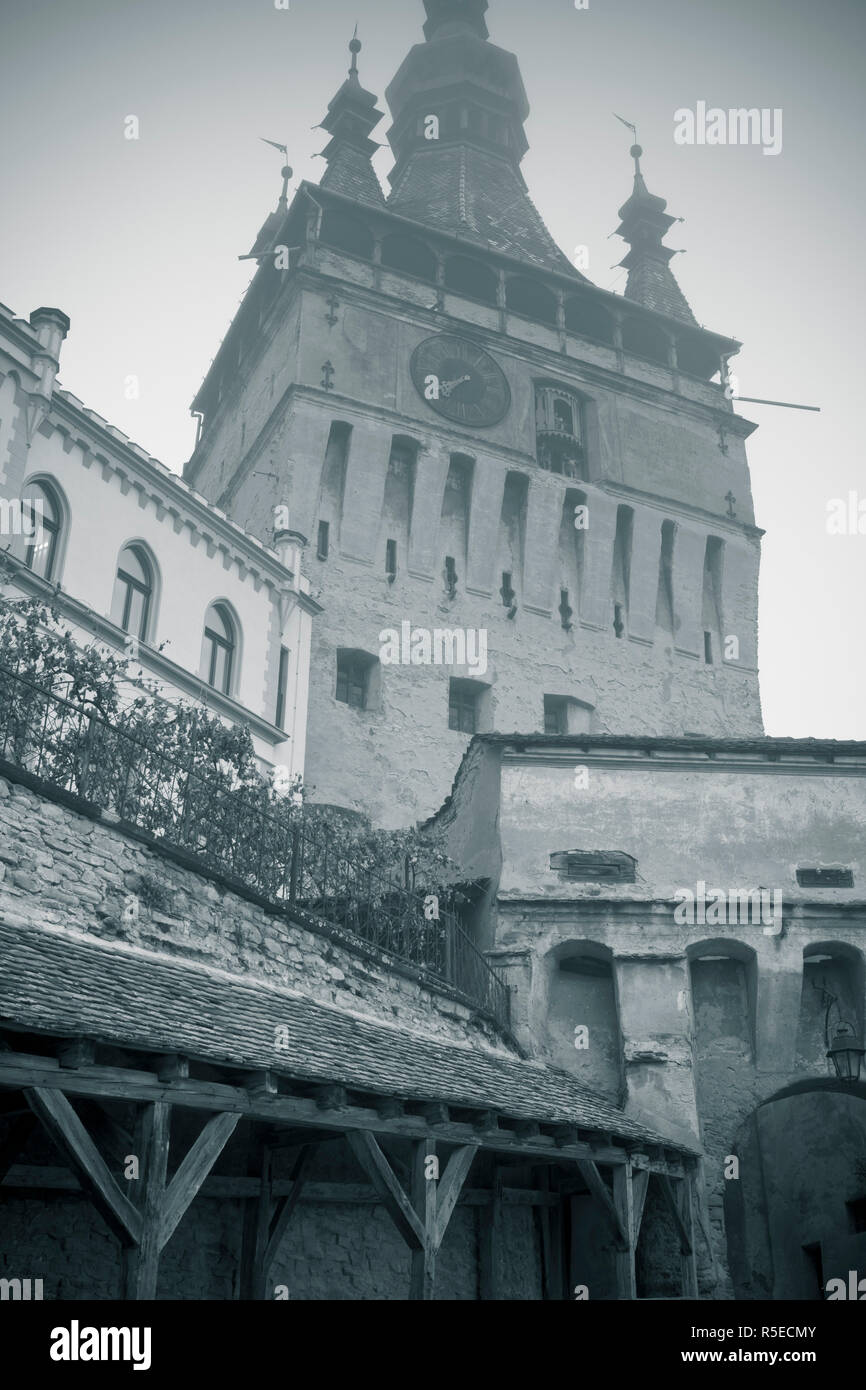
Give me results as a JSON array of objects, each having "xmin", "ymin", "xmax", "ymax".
[{"xmin": 45, "ymin": 395, "xmax": 298, "ymax": 598}]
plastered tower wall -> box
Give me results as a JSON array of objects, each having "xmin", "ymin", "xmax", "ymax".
[
  {"xmin": 186, "ymin": 236, "xmax": 763, "ymax": 824},
  {"xmin": 429, "ymin": 735, "xmax": 866, "ymax": 1295}
]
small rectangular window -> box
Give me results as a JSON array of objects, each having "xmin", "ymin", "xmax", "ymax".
[
  {"xmin": 544, "ymin": 695, "xmax": 567, "ymax": 735},
  {"xmin": 704, "ymin": 630, "xmax": 713, "ymax": 664},
  {"xmin": 385, "ymin": 538, "xmax": 397, "ymax": 581},
  {"xmin": 275, "ymin": 645, "xmax": 290, "ymax": 729},
  {"xmin": 549, "ymin": 851, "xmax": 636, "ymax": 883},
  {"xmin": 317, "ymin": 520, "xmax": 329, "ymax": 560},
  {"xmin": 796, "ymin": 866, "xmax": 854, "ymax": 888},
  {"xmin": 336, "ymin": 651, "xmax": 371, "ymax": 709},
  {"xmin": 448, "ymin": 678, "xmax": 479, "ymax": 734}
]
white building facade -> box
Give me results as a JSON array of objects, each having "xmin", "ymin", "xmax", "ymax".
[{"xmin": 0, "ymin": 301, "xmax": 319, "ymax": 783}]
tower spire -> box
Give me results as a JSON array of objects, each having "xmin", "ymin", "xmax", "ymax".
[
  {"xmin": 384, "ymin": 0, "xmax": 577, "ymax": 274},
  {"xmin": 317, "ymin": 31, "xmax": 386, "ymax": 207},
  {"xmin": 422, "ymin": 0, "xmax": 489, "ymax": 40},
  {"xmin": 614, "ymin": 142, "xmax": 697, "ymax": 325}
]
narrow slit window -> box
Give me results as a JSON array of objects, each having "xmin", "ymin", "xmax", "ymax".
[
  {"xmin": 385, "ymin": 538, "xmax": 397, "ymax": 581},
  {"xmin": 560, "ymin": 588, "xmax": 573, "ymax": 631},
  {"xmin": 444, "ymin": 555, "xmax": 458, "ymax": 599},
  {"xmin": 317, "ymin": 520, "xmax": 329, "ymax": 560},
  {"xmin": 275, "ymin": 645, "xmax": 290, "ymax": 729}
]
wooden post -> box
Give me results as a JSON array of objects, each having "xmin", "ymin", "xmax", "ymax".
[
  {"xmin": 679, "ymin": 1173, "xmax": 699, "ymax": 1299},
  {"xmin": 123, "ymin": 1102, "xmax": 171, "ymax": 1299},
  {"xmin": 479, "ymin": 1167, "xmax": 503, "ymax": 1300},
  {"xmin": 612, "ymin": 1161, "xmax": 637, "ymax": 1300},
  {"xmin": 410, "ymin": 1138, "xmax": 437, "ymax": 1301},
  {"xmin": 346, "ymin": 1130, "xmax": 476, "ymax": 1302},
  {"xmin": 240, "ymin": 1144, "xmax": 272, "ymax": 1302},
  {"xmin": 537, "ymin": 1167, "xmax": 564, "ymax": 1301},
  {"xmin": 632, "ymin": 1166, "xmax": 650, "ymax": 1247},
  {"xmin": 659, "ymin": 1173, "xmax": 699, "ymax": 1299}
]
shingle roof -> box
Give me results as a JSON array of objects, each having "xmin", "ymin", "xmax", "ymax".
[
  {"xmin": 387, "ymin": 144, "xmax": 581, "ymax": 277},
  {"xmin": 625, "ymin": 259, "xmax": 697, "ymax": 326},
  {"xmin": 320, "ymin": 145, "xmax": 387, "ymax": 208},
  {"xmin": 0, "ymin": 918, "xmax": 693, "ymax": 1152}
]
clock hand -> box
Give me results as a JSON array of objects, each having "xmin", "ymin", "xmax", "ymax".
[{"xmin": 439, "ymin": 374, "xmax": 471, "ymax": 398}]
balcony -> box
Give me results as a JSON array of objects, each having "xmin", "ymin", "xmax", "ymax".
[{"xmin": 535, "ymin": 384, "xmax": 585, "ymax": 479}]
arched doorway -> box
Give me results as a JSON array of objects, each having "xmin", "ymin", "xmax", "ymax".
[{"xmin": 725, "ymin": 1082, "xmax": 866, "ymax": 1299}]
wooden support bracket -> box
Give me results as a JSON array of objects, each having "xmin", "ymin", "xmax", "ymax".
[{"xmin": 575, "ymin": 1159, "xmax": 629, "ymax": 1252}]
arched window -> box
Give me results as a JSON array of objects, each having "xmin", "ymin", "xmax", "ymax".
[
  {"xmin": 319, "ymin": 210, "xmax": 374, "ymax": 260},
  {"xmin": 505, "ymin": 276, "xmax": 558, "ymax": 325},
  {"xmin": 544, "ymin": 942, "xmax": 622, "ymax": 1100},
  {"xmin": 688, "ymin": 940, "xmax": 757, "ymax": 1064},
  {"xmin": 796, "ymin": 944, "xmax": 865, "ymax": 1075},
  {"xmin": 381, "ymin": 234, "xmax": 437, "ymax": 282},
  {"xmin": 564, "ymin": 297, "xmax": 615, "ymax": 345},
  {"xmin": 443, "ymin": 255, "xmax": 498, "ymax": 306},
  {"xmin": 202, "ymin": 603, "xmax": 237, "ymax": 695},
  {"xmin": 110, "ymin": 544, "xmax": 154, "ymax": 641},
  {"xmin": 22, "ymin": 479, "xmax": 61, "ymax": 581},
  {"xmin": 622, "ymin": 316, "xmax": 670, "ymax": 366}
]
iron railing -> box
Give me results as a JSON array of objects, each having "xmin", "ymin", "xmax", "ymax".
[{"xmin": 0, "ymin": 659, "xmax": 510, "ymax": 1029}]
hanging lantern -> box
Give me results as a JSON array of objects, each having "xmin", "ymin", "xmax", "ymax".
[{"xmin": 827, "ymin": 1021, "xmax": 866, "ymax": 1083}]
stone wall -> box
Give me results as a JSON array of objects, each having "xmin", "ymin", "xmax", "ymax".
[
  {"xmin": 0, "ymin": 776, "xmax": 511, "ymax": 1056},
  {"xmin": 0, "ymin": 1189, "xmax": 540, "ymax": 1301}
]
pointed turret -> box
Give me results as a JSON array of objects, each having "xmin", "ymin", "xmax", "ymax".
[
  {"xmin": 317, "ymin": 32, "xmax": 386, "ymax": 208},
  {"xmin": 615, "ymin": 144, "xmax": 696, "ymax": 325},
  {"xmin": 244, "ymin": 156, "xmax": 293, "ymax": 261},
  {"xmin": 384, "ymin": 0, "xmax": 577, "ymax": 274}
]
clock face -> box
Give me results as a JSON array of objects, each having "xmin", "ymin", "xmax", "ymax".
[{"xmin": 410, "ymin": 334, "xmax": 511, "ymax": 427}]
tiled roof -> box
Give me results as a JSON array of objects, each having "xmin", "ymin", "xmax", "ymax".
[
  {"xmin": 387, "ymin": 144, "xmax": 581, "ymax": 277},
  {"xmin": 0, "ymin": 918, "xmax": 693, "ymax": 1152},
  {"xmin": 625, "ymin": 259, "xmax": 697, "ymax": 326},
  {"xmin": 319, "ymin": 145, "xmax": 387, "ymax": 209}
]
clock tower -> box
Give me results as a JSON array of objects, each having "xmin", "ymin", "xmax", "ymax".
[{"xmin": 184, "ymin": 0, "xmax": 763, "ymax": 827}]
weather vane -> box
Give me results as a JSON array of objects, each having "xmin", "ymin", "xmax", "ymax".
[{"xmin": 259, "ymin": 137, "xmax": 293, "ymax": 208}]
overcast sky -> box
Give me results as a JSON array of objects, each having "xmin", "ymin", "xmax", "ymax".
[{"xmin": 2, "ymin": 0, "xmax": 864, "ymax": 739}]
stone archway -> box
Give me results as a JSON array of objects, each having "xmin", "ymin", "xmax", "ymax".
[{"xmin": 725, "ymin": 1082, "xmax": 866, "ymax": 1299}]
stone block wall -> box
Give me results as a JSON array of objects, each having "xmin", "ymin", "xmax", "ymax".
[{"xmin": 0, "ymin": 776, "xmax": 511, "ymax": 1056}]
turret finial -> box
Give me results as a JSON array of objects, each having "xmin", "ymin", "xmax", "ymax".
[{"xmin": 349, "ymin": 25, "xmax": 361, "ymax": 76}]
